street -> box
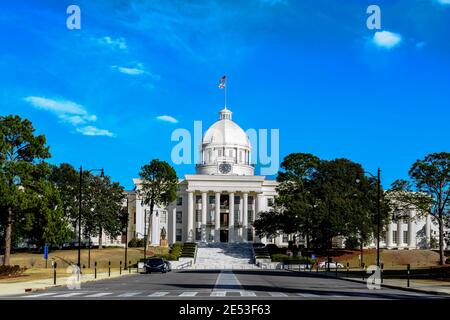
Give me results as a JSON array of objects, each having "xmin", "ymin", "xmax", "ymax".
[{"xmin": 1, "ymin": 270, "xmax": 447, "ymax": 300}]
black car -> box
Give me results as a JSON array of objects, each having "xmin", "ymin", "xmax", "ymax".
[{"xmin": 144, "ymin": 258, "xmax": 169, "ymax": 274}]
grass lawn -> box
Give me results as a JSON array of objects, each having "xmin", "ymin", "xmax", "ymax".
[
  {"xmin": 1, "ymin": 246, "xmax": 170, "ymax": 283},
  {"xmin": 317, "ymin": 249, "xmax": 442, "ymax": 269},
  {"xmin": 6, "ymin": 246, "xmax": 170, "ymax": 269}
]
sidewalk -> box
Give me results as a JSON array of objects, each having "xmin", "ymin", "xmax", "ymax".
[
  {"xmin": 296, "ymin": 269, "xmax": 450, "ymax": 296},
  {"xmin": 0, "ymin": 270, "xmax": 138, "ymax": 296}
]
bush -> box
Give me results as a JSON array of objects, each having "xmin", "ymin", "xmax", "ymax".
[
  {"xmin": 271, "ymin": 254, "xmax": 290, "ymax": 262},
  {"xmin": 0, "ymin": 265, "xmax": 26, "ymax": 276},
  {"xmin": 128, "ymin": 239, "xmax": 137, "ymax": 248},
  {"xmin": 136, "ymin": 238, "xmax": 145, "ymax": 247},
  {"xmin": 271, "ymin": 253, "xmax": 312, "ymax": 264}
]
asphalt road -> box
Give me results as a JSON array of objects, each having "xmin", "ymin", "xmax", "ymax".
[{"xmin": 1, "ymin": 270, "xmax": 447, "ymax": 300}]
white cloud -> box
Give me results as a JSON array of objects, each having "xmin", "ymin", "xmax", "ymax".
[
  {"xmin": 437, "ymin": 0, "xmax": 450, "ymax": 5},
  {"xmin": 372, "ymin": 31, "xmax": 402, "ymax": 49},
  {"xmin": 76, "ymin": 126, "xmax": 114, "ymax": 137},
  {"xmin": 156, "ymin": 115, "xmax": 178, "ymax": 123},
  {"xmin": 97, "ymin": 36, "xmax": 127, "ymax": 50},
  {"xmin": 23, "ymin": 96, "xmax": 114, "ymax": 137},
  {"xmin": 112, "ymin": 65, "xmax": 146, "ymax": 75}
]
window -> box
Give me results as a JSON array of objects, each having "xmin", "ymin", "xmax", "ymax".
[
  {"xmin": 159, "ymin": 211, "xmax": 167, "ymax": 224},
  {"xmin": 195, "ymin": 228, "xmax": 202, "ymax": 241},
  {"xmin": 210, "ymin": 211, "xmax": 215, "ymax": 223},
  {"xmin": 234, "ymin": 211, "xmax": 240, "ymax": 224},
  {"xmin": 235, "ymin": 196, "xmax": 241, "ymax": 204},
  {"xmin": 196, "ymin": 195, "xmax": 202, "ymax": 204},
  {"xmin": 248, "ymin": 211, "xmax": 253, "ymax": 224},
  {"xmin": 248, "ymin": 196, "xmax": 253, "ymax": 205},
  {"xmin": 218, "ymin": 149, "xmax": 222, "ymax": 157},
  {"xmin": 393, "ymin": 231, "xmax": 398, "ymax": 244},
  {"xmin": 196, "ymin": 209, "xmax": 202, "ymax": 222},
  {"xmin": 403, "ymin": 231, "xmax": 408, "ymax": 244},
  {"xmin": 176, "ymin": 211, "xmax": 182, "ymax": 224},
  {"xmin": 282, "ymin": 234, "xmax": 289, "ymax": 242},
  {"xmin": 267, "ymin": 198, "xmax": 274, "ymax": 207},
  {"xmin": 247, "ymin": 229, "xmax": 254, "ymax": 241},
  {"xmin": 239, "ymin": 151, "xmax": 243, "ymax": 163},
  {"xmin": 209, "ymin": 196, "xmax": 215, "ymax": 204},
  {"xmin": 176, "ymin": 229, "xmax": 182, "ymax": 242},
  {"xmin": 176, "ymin": 197, "xmax": 183, "ymax": 206}
]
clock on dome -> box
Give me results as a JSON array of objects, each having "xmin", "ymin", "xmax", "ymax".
[{"xmin": 218, "ymin": 163, "xmax": 232, "ymax": 174}]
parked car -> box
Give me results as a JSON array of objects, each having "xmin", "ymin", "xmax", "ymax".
[
  {"xmin": 164, "ymin": 260, "xmax": 172, "ymax": 272},
  {"xmin": 318, "ymin": 261, "xmax": 344, "ymax": 269},
  {"xmin": 144, "ymin": 258, "xmax": 170, "ymax": 274}
]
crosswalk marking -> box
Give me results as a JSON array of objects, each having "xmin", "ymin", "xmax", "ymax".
[
  {"xmin": 84, "ymin": 292, "xmax": 113, "ymax": 298},
  {"xmin": 210, "ymin": 291, "xmax": 226, "ymax": 297},
  {"xmin": 117, "ymin": 292, "xmax": 142, "ymax": 297},
  {"xmin": 269, "ymin": 292, "xmax": 288, "ymax": 297},
  {"xmin": 179, "ymin": 292, "xmax": 198, "ymax": 297},
  {"xmin": 20, "ymin": 292, "xmax": 58, "ymax": 298},
  {"xmin": 52, "ymin": 292, "xmax": 86, "ymax": 298},
  {"xmin": 240, "ymin": 291, "xmax": 256, "ymax": 296},
  {"xmin": 148, "ymin": 291, "xmax": 170, "ymax": 297}
]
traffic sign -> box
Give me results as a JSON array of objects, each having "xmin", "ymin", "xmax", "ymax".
[{"xmin": 44, "ymin": 244, "xmax": 48, "ymax": 260}]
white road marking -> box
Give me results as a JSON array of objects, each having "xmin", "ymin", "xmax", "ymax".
[
  {"xmin": 269, "ymin": 292, "xmax": 288, "ymax": 297},
  {"xmin": 213, "ymin": 270, "xmax": 242, "ymax": 293},
  {"xmin": 52, "ymin": 292, "xmax": 86, "ymax": 298},
  {"xmin": 117, "ymin": 292, "xmax": 142, "ymax": 297},
  {"xmin": 240, "ymin": 291, "xmax": 256, "ymax": 296},
  {"xmin": 210, "ymin": 291, "xmax": 227, "ymax": 297},
  {"xmin": 179, "ymin": 292, "xmax": 198, "ymax": 297},
  {"xmin": 20, "ymin": 292, "xmax": 59, "ymax": 298},
  {"xmin": 148, "ymin": 291, "xmax": 170, "ymax": 297},
  {"xmin": 84, "ymin": 292, "xmax": 113, "ymax": 297}
]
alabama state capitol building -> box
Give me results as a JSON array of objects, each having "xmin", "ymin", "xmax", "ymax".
[{"xmin": 130, "ymin": 106, "xmax": 277, "ymax": 245}]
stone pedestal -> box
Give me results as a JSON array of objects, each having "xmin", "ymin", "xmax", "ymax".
[{"xmin": 160, "ymin": 239, "xmax": 168, "ymax": 247}]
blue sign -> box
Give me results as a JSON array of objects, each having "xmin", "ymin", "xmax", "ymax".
[
  {"xmin": 311, "ymin": 254, "xmax": 316, "ymax": 260},
  {"xmin": 44, "ymin": 245, "xmax": 48, "ymax": 260}
]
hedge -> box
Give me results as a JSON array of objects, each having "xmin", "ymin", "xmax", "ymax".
[{"xmin": 0, "ymin": 265, "xmax": 26, "ymax": 276}]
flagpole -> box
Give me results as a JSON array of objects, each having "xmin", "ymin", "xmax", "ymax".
[{"xmin": 224, "ymin": 81, "xmax": 227, "ymax": 108}]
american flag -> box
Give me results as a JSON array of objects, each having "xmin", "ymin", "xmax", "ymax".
[{"xmin": 218, "ymin": 75, "xmax": 226, "ymax": 89}]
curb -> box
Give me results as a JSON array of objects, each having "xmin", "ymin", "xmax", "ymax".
[{"xmin": 290, "ymin": 270, "xmax": 450, "ymax": 297}]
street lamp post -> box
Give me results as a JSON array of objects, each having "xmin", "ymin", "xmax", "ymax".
[
  {"xmin": 78, "ymin": 166, "xmax": 104, "ymax": 269},
  {"xmin": 356, "ymin": 168, "xmax": 382, "ymax": 267},
  {"xmin": 144, "ymin": 208, "xmax": 148, "ymax": 260}
]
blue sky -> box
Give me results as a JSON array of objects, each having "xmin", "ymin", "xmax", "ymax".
[{"xmin": 1, "ymin": 0, "xmax": 449, "ymax": 190}]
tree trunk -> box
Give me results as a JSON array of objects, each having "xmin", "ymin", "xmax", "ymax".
[
  {"xmin": 438, "ymin": 216, "xmax": 444, "ymax": 265},
  {"xmin": 146, "ymin": 200, "xmax": 154, "ymax": 251},
  {"xmin": 3, "ymin": 207, "xmax": 13, "ymax": 266},
  {"xmin": 98, "ymin": 227, "xmax": 103, "ymax": 250}
]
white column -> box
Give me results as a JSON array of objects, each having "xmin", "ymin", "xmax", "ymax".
[
  {"xmin": 187, "ymin": 191, "xmax": 194, "ymax": 242},
  {"xmin": 152, "ymin": 211, "xmax": 160, "ymax": 246},
  {"xmin": 243, "ymin": 192, "xmax": 248, "ymax": 242},
  {"xmin": 215, "ymin": 192, "xmax": 221, "ymax": 242},
  {"xmin": 408, "ymin": 211, "xmax": 415, "ymax": 248},
  {"xmin": 229, "ymin": 192, "xmax": 235, "ymax": 242},
  {"xmin": 425, "ymin": 213, "xmax": 431, "ymax": 248},
  {"xmin": 201, "ymin": 192, "xmax": 207, "ymax": 242},
  {"xmin": 397, "ymin": 219, "xmax": 403, "ymax": 249},
  {"xmin": 386, "ymin": 223, "xmax": 394, "ymax": 248},
  {"xmin": 172, "ymin": 207, "xmax": 176, "ymax": 244}
]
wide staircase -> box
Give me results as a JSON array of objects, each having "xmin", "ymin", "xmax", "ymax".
[{"xmin": 190, "ymin": 243, "xmax": 259, "ymax": 270}]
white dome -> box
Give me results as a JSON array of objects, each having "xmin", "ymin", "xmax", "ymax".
[{"xmin": 202, "ymin": 107, "xmax": 251, "ymax": 148}]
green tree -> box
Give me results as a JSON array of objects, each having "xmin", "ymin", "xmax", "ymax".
[
  {"xmin": 0, "ymin": 115, "xmax": 50, "ymax": 265},
  {"xmin": 139, "ymin": 159, "xmax": 178, "ymax": 249},
  {"xmin": 83, "ymin": 175, "xmax": 126, "ymax": 249},
  {"xmin": 395, "ymin": 152, "xmax": 450, "ymax": 265}
]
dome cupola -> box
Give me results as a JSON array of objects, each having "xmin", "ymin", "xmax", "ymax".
[{"xmin": 197, "ymin": 107, "xmax": 254, "ymax": 176}]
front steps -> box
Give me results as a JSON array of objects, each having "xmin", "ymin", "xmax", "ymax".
[{"xmin": 189, "ymin": 243, "xmax": 257, "ymax": 270}]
